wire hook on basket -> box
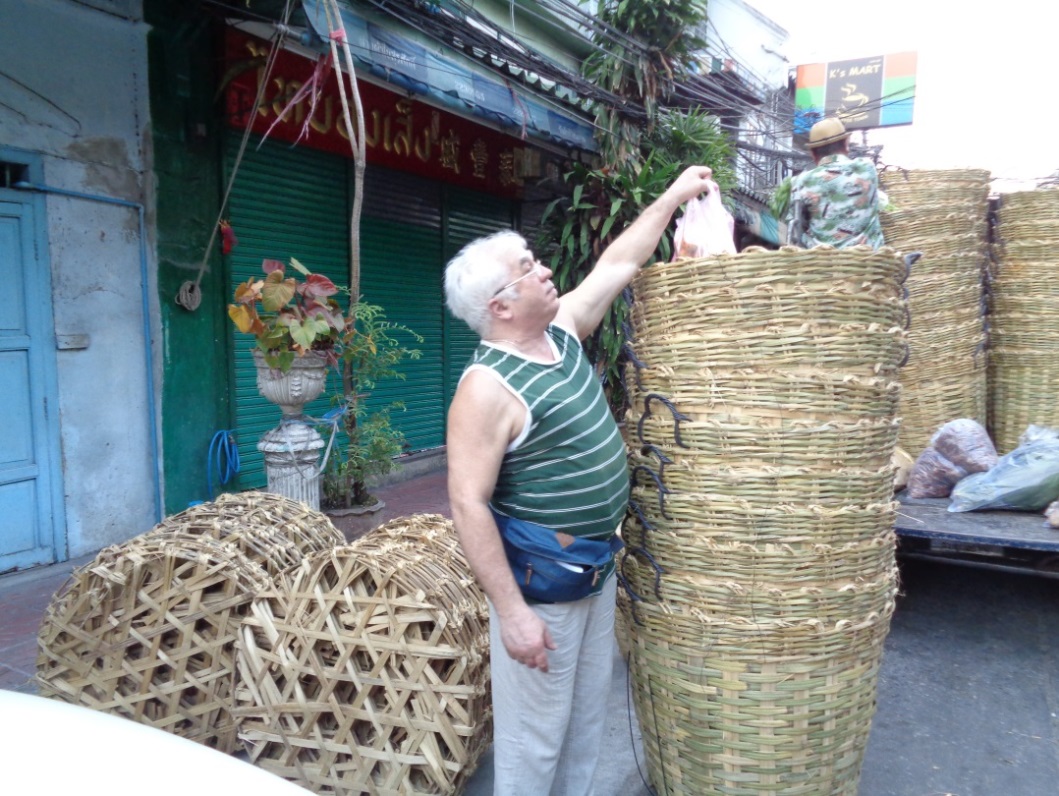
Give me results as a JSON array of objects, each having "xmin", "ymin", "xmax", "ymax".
[
  {"xmin": 616, "ymin": 545, "xmax": 665, "ymax": 627},
  {"xmin": 637, "ymin": 393, "xmax": 691, "ymax": 448},
  {"xmin": 639, "ymin": 444, "xmax": 673, "ymax": 480},
  {"xmin": 627, "ymin": 499, "xmax": 657, "ymax": 532},
  {"xmin": 630, "ymin": 465, "xmax": 672, "ymax": 520}
]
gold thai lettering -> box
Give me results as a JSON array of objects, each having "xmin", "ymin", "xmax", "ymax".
[
  {"xmin": 391, "ymin": 101, "xmax": 414, "ymax": 157},
  {"xmin": 365, "ymin": 110, "xmax": 382, "ymax": 148},
  {"xmin": 234, "ymin": 34, "xmax": 516, "ymax": 187},
  {"xmin": 440, "ymin": 131, "xmax": 460, "ymax": 174},
  {"xmin": 414, "ymin": 112, "xmax": 437, "ymax": 162},
  {"xmin": 309, "ymin": 97, "xmax": 335, "ymax": 135},
  {"xmin": 498, "ymin": 151, "xmax": 522, "ymax": 186},
  {"xmin": 270, "ymin": 78, "xmax": 309, "ymax": 124},
  {"xmin": 470, "ymin": 139, "xmax": 489, "ymax": 179}
]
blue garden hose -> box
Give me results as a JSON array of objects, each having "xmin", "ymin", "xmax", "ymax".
[{"xmin": 207, "ymin": 429, "xmax": 240, "ymax": 500}]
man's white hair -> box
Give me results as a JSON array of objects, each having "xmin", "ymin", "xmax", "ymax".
[{"xmin": 444, "ymin": 229, "xmax": 526, "ymax": 337}]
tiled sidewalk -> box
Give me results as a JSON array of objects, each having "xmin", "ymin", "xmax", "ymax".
[{"xmin": 0, "ymin": 468, "xmax": 451, "ymax": 695}]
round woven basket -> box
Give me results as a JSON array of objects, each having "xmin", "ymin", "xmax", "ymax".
[
  {"xmin": 620, "ymin": 247, "xmax": 905, "ymax": 795},
  {"xmin": 35, "ymin": 534, "xmax": 271, "ymax": 752},
  {"xmin": 234, "ymin": 516, "xmax": 490, "ymax": 795},
  {"xmin": 149, "ymin": 491, "xmax": 344, "ymax": 578}
]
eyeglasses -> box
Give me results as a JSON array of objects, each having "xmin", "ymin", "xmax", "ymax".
[{"xmin": 492, "ymin": 261, "xmax": 543, "ymax": 297}]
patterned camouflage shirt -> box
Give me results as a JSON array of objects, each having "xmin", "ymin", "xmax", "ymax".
[{"xmin": 787, "ymin": 154, "xmax": 885, "ymax": 249}]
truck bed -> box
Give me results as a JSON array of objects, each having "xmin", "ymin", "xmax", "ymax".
[{"xmin": 894, "ymin": 495, "xmax": 1059, "ymax": 576}]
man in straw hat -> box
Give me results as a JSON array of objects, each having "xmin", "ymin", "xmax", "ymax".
[
  {"xmin": 787, "ymin": 116, "xmax": 886, "ymax": 249},
  {"xmin": 443, "ymin": 165, "xmax": 714, "ymax": 795}
]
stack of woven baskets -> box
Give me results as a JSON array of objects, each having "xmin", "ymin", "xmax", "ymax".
[
  {"xmin": 35, "ymin": 496, "xmax": 490, "ymax": 795},
  {"xmin": 620, "ymin": 246, "xmax": 908, "ymax": 795},
  {"xmin": 989, "ymin": 189, "xmax": 1059, "ymax": 452},
  {"xmin": 878, "ymin": 168, "xmax": 991, "ymax": 455}
]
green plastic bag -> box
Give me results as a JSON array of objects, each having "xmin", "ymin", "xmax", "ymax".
[{"xmin": 948, "ymin": 426, "xmax": 1059, "ymax": 512}]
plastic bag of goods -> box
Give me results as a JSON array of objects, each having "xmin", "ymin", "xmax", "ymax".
[
  {"xmin": 672, "ymin": 181, "xmax": 736, "ymax": 259},
  {"xmin": 907, "ymin": 419, "xmax": 998, "ymax": 499},
  {"xmin": 949, "ymin": 426, "xmax": 1059, "ymax": 512}
]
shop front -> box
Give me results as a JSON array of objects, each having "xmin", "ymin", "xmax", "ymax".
[{"xmin": 220, "ymin": 27, "xmax": 550, "ymax": 488}]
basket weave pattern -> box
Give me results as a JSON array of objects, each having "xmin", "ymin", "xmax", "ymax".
[
  {"xmin": 37, "ymin": 501, "xmax": 489, "ymax": 793},
  {"xmin": 150, "ymin": 491, "xmax": 345, "ymax": 577},
  {"xmin": 234, "ymin": 514, "xmax": 491, "ymax": 795},
  {"xmin": 35, "ymin": 533, "xmax": 272, "ymax": 752},
  {"xmin": 619, "ymin": 247, "xmax": 906, "ymax": 795},
  {"xmin": 878, "ymin": 168, "xmax": 992, "ymax": 454},
  {"xmin": 989, "ymin": 189, "xmax": 1059, "ymax": 452}
]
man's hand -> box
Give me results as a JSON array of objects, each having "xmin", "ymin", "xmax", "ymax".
[
  {"xmin": 558, "ymin": 164, "xmax": 715, "ymax": 339},
  {"xmin": 499, "ymin": 602, "xmax": 558, "ymax": 672}
]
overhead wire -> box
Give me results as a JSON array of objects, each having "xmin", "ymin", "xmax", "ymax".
[{"xmin": 205, "ymin": 0, "xmax": 935, "ymax": 188}]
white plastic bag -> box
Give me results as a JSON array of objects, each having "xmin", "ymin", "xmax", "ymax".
[{"xmin": 672, "ymin": 180, "xmax": 736, "ymax": 260}]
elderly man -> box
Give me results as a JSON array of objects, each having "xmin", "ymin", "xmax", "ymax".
[
  {"xmin": 443, "ymin": 165, "xmax": 713, "ymax": 795},
  {"xmin": 787, "ymin": 116, "xmax": 885, "ymax": 249}
]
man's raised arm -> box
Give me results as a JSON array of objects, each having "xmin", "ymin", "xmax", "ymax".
[{"xmin": 558, "ymin": 165, "xmax": 714, "ymax": 340}]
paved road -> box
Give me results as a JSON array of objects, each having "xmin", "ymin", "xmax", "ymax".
[
  {"xmin": 466, "ymin": 558, "xmax": 1059, "ymax": 795},
  {"xmin": 859, "ymin": 558, "xmax": 1059, "ymax": 796}
]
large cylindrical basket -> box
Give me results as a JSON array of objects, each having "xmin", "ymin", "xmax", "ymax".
[{"xmin": 619, "ymin": 246, "xmax": 908, "ymax": 795}]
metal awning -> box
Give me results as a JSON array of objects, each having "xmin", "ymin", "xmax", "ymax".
[{"xmin": 300, "ymin": 0, "xmax": 598, "ymax": 153}]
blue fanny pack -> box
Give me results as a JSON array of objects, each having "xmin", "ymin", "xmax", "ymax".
[{"xmin": 491, "ymin": 509, "xmax": 622, "ymax": 604}]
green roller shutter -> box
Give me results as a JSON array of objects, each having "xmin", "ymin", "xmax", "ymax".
[
  {"xmin": 443, "ymin": 186, "xmax": 517, "ymax": 407},
  {"xmin": 360, "ymin": 167, "xmax": 444, "ymax": 451},
  {"xmin": 225, "ymin": 141, "xmax": 520, "ymax": 481},
  {"xmin": 224, "ymin": 135, "xmax": 349, "ymax": 490}
]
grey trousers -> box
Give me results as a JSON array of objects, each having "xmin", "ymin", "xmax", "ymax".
[{"xmin": 488, "ymin": 576, "xmax": 617, "ymax": 796}]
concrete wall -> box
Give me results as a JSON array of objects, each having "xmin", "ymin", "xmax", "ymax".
[
  {"xmin": 0, "ymin": 0, "xmax": 158, "ymax": 555},
  {"xmin": 706, "ymin": 0, "xmax": 790, "ymax": 92}
]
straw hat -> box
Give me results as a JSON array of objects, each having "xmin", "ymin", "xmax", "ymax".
[{"xmin": 806, "ymin": 117, "xmax": 851, "ymax": 149}]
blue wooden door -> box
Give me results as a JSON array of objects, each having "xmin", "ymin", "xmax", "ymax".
[{"xmin": 0, "ymin": 195, "xmax": 63, "ymax": 571}]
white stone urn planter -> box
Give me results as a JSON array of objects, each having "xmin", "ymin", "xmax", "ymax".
[
  {"xmin": 253, "ymin": 350, "xmax": 331, "ymax": 509},
  {"xmin": 252, "ymin": 350, "xmax": 329, "ymax": 416}
]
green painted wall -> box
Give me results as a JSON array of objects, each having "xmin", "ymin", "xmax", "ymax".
[{"xmin": 147, "ymin": 1, "xmax": 230, "ymax": 513}]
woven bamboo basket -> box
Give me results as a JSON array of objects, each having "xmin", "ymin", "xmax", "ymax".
[
  {"xmin": 149, "ymin": 491, "xmax": 344, "ymax": 578},
  {"xmin": 620, "ymin": 247, "xmax": 905, "ymax": 795},
  {"xmin": 35, "ymin": 534, "xmax": 271, "ymax": 752},
  {"xmin": 625, "ymin": 599, "xmax": 894, "ymax": 796},
  {"xmin": 904, "ymin": 251, "xmax": 987, "ymax": 282},
  {"xmin": 988, "ymin": 192, "xmax": 1059, "ymax": 451},
  {"xmin": 897, "ymin": 369, "xmax": 988, "ymax": 456},
  {"xmin": 235, "ymin": 518, "xmax": 490, "ymax": 796},
  {"xmin": 879, "ymin": 208, "xmax": 987, "ymax": 244},
  {"xmin": 992, "ymin": 239, "xmax": 1059, "ymax": 265},
  {"xmin": 989, "ymin": 348, "xmax": 1059, "ymax": 453},
  {"xmin": 990, "ymin": 293, "xmax": 1059, "ymax": 318},
  {"xmin": 881, "ymin": 232, "xmax": 984, "ymax": 261},
  {"xmin": 874, "ymin": 185, "xmax": 990, "ymax": 456},
  {"xmin": 880, "ymin": 168, "xmax": 991, "ymax": 209},
  {"xmin": 990, "ymin": 265, "xmax": 1059, "ymax": 295},
  {"xmin": 995, "ymin": 188, "xmax": 1059, "ymax": 223},
  {"xmin": 993, "ymin": 219, "xmax": 1059, "ymax": 242}
]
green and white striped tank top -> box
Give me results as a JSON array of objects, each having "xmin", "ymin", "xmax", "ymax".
[{"xmin": 467, "ymin": 324, "xmax": 630, "ymax": 539}]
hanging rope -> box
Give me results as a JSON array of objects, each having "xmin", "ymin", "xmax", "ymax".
[{"xmin": 175, "ymin": 5, "xmax": 294, "ymax": 311}]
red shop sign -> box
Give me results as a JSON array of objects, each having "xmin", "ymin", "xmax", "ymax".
[{"xmin": 224, "ymin": 29, "xmax": 527, "ymax": 199}]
